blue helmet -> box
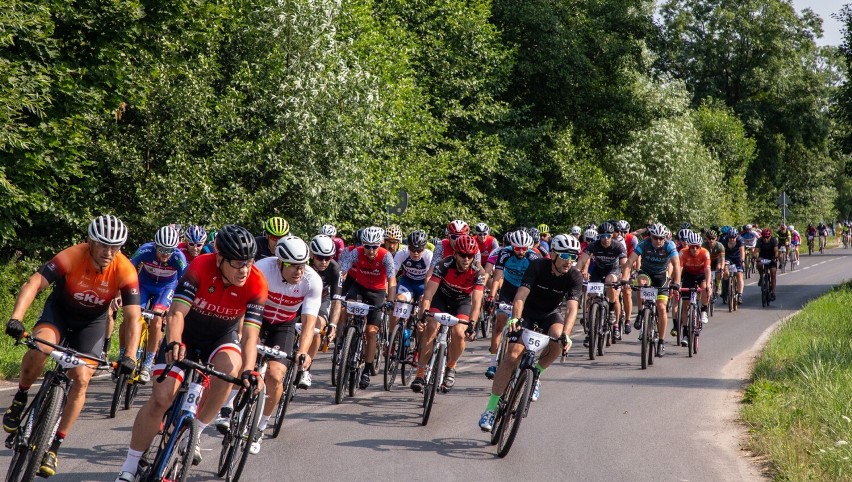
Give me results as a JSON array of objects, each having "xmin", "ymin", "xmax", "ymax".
[{"xmin": 185, "ymin": 225, "xmax": 207, "ymax": 244}]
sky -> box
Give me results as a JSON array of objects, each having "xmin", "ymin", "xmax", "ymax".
[{"xmin": 793, "ymin": 1, "xmax": 844, "ymax": 46}]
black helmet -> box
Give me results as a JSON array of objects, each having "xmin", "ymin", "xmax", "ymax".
[
  {"xmin": 598, "ymin": 222, "xmax": 615, "ymax": 235},
  {"xmin": 216, "ymin": 225, "xmax": 257, "ymax": 260},
  {"xmin": 407, "ymin": 230, "xmax": 428, "ymax": 249}
]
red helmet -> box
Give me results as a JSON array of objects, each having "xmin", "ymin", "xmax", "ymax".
[
  {"xmin": 454, "ymin": 235, "xmax": 478, "ymax": 255},
  {"xmin": 447, "ymin": 219, "xmax": 470, "ymax": 236},
  {"xmin": 761, "ymin": 228, "xmax": 772, "ymax": 238}
]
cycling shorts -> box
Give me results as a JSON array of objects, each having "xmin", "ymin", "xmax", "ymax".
[
  {"xmin": 428, "ymin": 290, "xmax": 472, "ymax": 321},
  {"xmin": 317, "ymin": 299, "xmax": 331, "ymax": 322},
  {"xmin": 398, "ymin": 276, "xmax": 425, "ymax": 304},
  {"xmin": 589, "ymin": 266, "xmax": 621, "ymax": 283},
  {"xmin": 345, "ymin": 283, "xmax": 386, "ymax": 327},
  {"xmin": 139, "ymin": 281, "xmax": 177, "ymax": 314},
  {"xmin": 35, "ymin": 297, "xmax": 108, "ymax": 357},
  {"xmin": 681, "ymin": 273, "xmax": 706, "ymax": 289},
  {"xmin": 260, "ymin": 321, "xmax": 296, "ymax": 368},
  {"xmin": 635, "ymin": 271, "xmax": 671, "ymax": 302},
  {"xmin": 497, "ymin": 283, "xmax": 518, "ymax": 305},
  {"xmin": 153, "ymin": 329, "xmax": 241, "ymax": 382},
  {"xmin": 726, "ymin": 259, "xmax": 744, "ymax": 273},
  {"xmin": 757, "ymin": 259, "xmax": 777, "ymax": 270},
  {"xmin": 508, "ymin": 308, "xmax": 563, "ymax": 344}
]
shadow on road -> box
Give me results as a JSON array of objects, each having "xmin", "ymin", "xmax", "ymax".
[{"xmin": 337, "ymin": 436, "xmax": 495, "ymax": 459}]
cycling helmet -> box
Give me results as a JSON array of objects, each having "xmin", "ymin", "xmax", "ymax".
[
  {"xmin": 454, "ymin": 235, "xmax": 478, "ymax": 255},
  {"xmin": 720, "ymin": 225, "xmax": 731, "ymax": 236},
  {"xmin": 88, "ymin": 215, "xmax": 129, "ymax": 246},
  {"xmin": 537, "ymin": 224, "xmax": 550, "ymax": 235},
  {"xmin": 648, "ymin": 223, "xmax": 670, "ymax": 238},
  {"xmin": 354, "ymin": 229, "xmax": 364, "ymax": 245},
  {"xmin": 447, "ymin": 220, "xmax": 470, "ymax": 236},
  {"xmin": 407, "ymin": 230, "xmax": 428, "ymax": 249},
  {"xmin": 686, "ymin": 232, "xmax": 702, "ymax": 246},
  {"xmin": 584, "ymin": 228, "xmax": 598, "ymax": 241},
  {"xmin": 780, "ymin": 224, "xmax": 787, "ymax": 230},
  {"xmin": 216, "ymin": 225, "xmax": 257, "ymax": 260},
  {"xmin": 527, "ymin": 227, "xmax": 540, "ymax": 241},
  {"xmin": 681, "ymin": 222, "xmax": 692, "ymax": 230},
  {"xmin": 551, "ymin": 234, "xmax": 581, "ymax": 255},
  {"xmin": 706, "ymin": 229, "xmax": 718, "ymax": 239},
  {"xmin": 677, "ymin": 228, "xmax": 692, "ymax": 241},
  {"xmin": 155, "ymin": 226, "xmax": 180, "ymax": 249},
  {"xmin": 587, "ymin": 223, "xmax": 597, "ymax": 232},
  {"xmin": 264, "ymin": 217, "xmax": 290, "ymax": 237},
  {"xmin": 761, "ymin": 228, "xmax": 772, "ymax": 238},
  {"xmin": 276, "ymin": 235, "xmax": 309, "ymax": 263},
  {"xmin": 475, "ymin": 222, "xmax": 490, "ymax": 235},
  {"xmin": 745, "ymin": 224, "xmax": 753, "ymax": 231},
  {"xmin": 598, "ymin": 222, "xmax": 615, "ymax": 235},
  {"xmin": 320, "ymin": 224, "xmax": 337, "ymax": 236},
  {"xmin": 185, "ymin": 225, "xmax": 207, "ymax": 244},
  {"xmin": 385, "ymin": 224, "xmax": 403, "ymax": 241},
  {"xmin": 309, "ymin": 234, "xmax": 336, "ymax": 256},
  {"xmin": 788, "ymin": 224, "xmax": 795, "ymax": 231},
  {"xmin": 615, "ymin": 220, "xmax": 629, "ymax": 233},
  {"xmin": 727, "ymin": 230, "xmax": 739, "ymax": 240},
  {"xmin": 508, "ymin": 230, "xmax": 534, "ymax": 248},
  {"xmin": 570, "ymin": 226, "xmax": 582, "ymax": 236},
  {"xmin": 361, "ymin": 226, "xmax": 385, "ymax": 245}
]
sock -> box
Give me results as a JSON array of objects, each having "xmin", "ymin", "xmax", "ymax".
[
  {"xmin": 144, "ymin": 352, "xmax": 155, "ymax": 368},
  {"xmin": 490, "ymin": 354, "xmax": 497, "ymax": 365},
  {"xmin": 17, "ymin": 386, "xmax": 30, "ymax": 395},
  {"xmin": 486, "ymin": 393, "xmax": 500, "ymax": 411},
  {"xmin": 49, "ymin": 431, "xmax": 65, "ymax": 453},
  {"xmin": 103, "ymin": 337, "xmax": 111, "ymax": 354},
  {"xmin": 120, "ymin": 448, "xmax": 144, "ymax": 474},
  {"xmin": 118, "ymin": 346, "xmax": 126, "ymax": 359},
  {"xmin": 196, "ymin": 421, "xmax": 208, "ymax": 435},
  {"xmin": 222, "ymin": 389, "xmax": 239, "ymax": 411},
  {"xmin": 257, "ymin": 415, "xmax": 270, "ymax": 432},
  {"xmin": 364, "ymin": 362, "xmax": 373, "ymax": 373},
  {"xmin": 535, "ymin": 363, "xmax": 545, "ymax": 376}
]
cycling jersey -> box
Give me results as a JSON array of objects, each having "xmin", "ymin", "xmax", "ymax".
[
  {"xmin": 791, "ymin": 231, "xmax": 801, "ymax": 246},
  {"xmin": 633, "ymin": 238, "xmax": 678, "ymax": 275},
  {"xmin": 621, "ymin": 233, "xmax": 638, "ymax": 257},
  {"xmin": 310, "ymin": 258, "xmax": 342, "ymax": 301},
  {"xmin": 475, "ymin": 235, "xmax": 499, "ymax": 257},
  {"xmin": 332, "ymin": 236, "xmax": 346, "ymax": 262},
  {"xmin": 724, "ymin": 236, "xmax": 744, "ymax": 262},
  {"xmin": 339, "ymin": 246, "xmax": 395, "ymax": 291},
  {"xmin": 494, "ymin": 247, "xmax": 540, "ymax": 288},
  {"xmin": 740, "ymin": 231, "xmax": 759, "ymax": 248},
  {"xmin": 485, "ymin": 246, "xmax": 501, "ymax": 266},
  {"xmin": 255, "ymin": 257, "xmax": 322, "ymax": 325},
  {"xmin": 583, "ymin": 239, "xmax": 626, "ymax": 271},
  {"xmin": 393, "ymin": 246, "xmax": 433, "ymax": 281},
  {"xmin": 703, "ymin": 240, "xmax": 724, "ymax": 263},
  {"xmin": 177, "ymin": 242, "xmax": 202, "ymax": 264},
  {"xmin": 776, "ymin": 230, "xmax": 791, "ymax": 246},
  {"xmin": 431, "ymin": 239, "xmax": 482, "ymax": 267},
  {"xmin": 430, "ymin": 256, "xmax": 486, "ymax": 303},
  {"xmin": 254, "ymin": 235, "xmax": 275, "ymax": 260},
  {"xmin": 38, "ymin": 243, "xmax": 141, "ymax": 318},
  {"xmin": 130, "ymin": 242, "xmax": 188, "ymax": 286},
  {"xmin": 520, "ymin": 258, "xmax": 583, "ymax": 313},
  {"xmin": 756, "ymin": 237, "xmax": 778, "ymax": 260},
  {"xmin": 538, "ymin": 240, "xmax": 550, "ymax": 256},
  {"xmin": 172, "ymin": 253, "xmax": 268, "ymax": 337},
  {"xmin": 679, "ymin": 247, "xmax": 710, "ymax": 276}
]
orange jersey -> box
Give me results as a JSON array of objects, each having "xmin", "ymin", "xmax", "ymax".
[
  {"xmin": 678, "ymin": 246, "xmax": 710, "ymax": 276},
  {"xmin": 39, "ymin": 243, "xmax": 141, "ymax": 317}
]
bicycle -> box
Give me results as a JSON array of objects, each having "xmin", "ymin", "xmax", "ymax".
[
  {"xmin": 420, "ymin": 312, "xmax": 470, "ymax": 426},
  {"xmin": 708, "ymin": 270, "xmax": 717, "ymax": 318},
  {"xmin": 110, "ymin": 308, "xmax": 155, "ymax": 418},
  {"xmin": 807, "ymin": 235, "xmax": 815, "ymax": 255},
  {"xmin": 488, "ymin": 325, "xmax": 558, "ymax": 457},
  {"xmin": 721, "ymin": 261, "xmax": 739, "ymax": 312},
  {"xmin": 778, "ymin": 245, "xmax": 788, "ymax": 273},
  {"xmin": 635, "ymin": 284, "xmax": 662, "ymax": 369},
  {"xmin": 383, "ymin": 299, "xmax": 417, "ymax": 391},
  {"xmin": 267, "ymin": 346, "xmax": 298, "ymax": 439},
  {"xmin": 819, "ymin": 235, "xmax": 826, "ymax": 254},
  {"xmin": 334, "ymin": 300, "xmax": 383, "ymax": 404},
  {"xmin": 477, "ymin": 290, "xmax": 494, "ymax": 340},
  {"xmin": 676, "ymin": 287, "xmax": 704, "ymax": 357},
  {"xmin": 789, "ymin": 244, "xmax": 798, "ymax": 270},
  {"xmin": 584, "ymin": 281, "xmax": 621, "ymax": 360},
  {"xmin": 744, "ymin": 250, "xmax": 753, "ymax": 279},
  {"xmin": 5, "ymin": 333, "xmax": 111, "ymax": 482},
  {"xmin": 136, "ymin": 357, "xmax": 243, "ymax": 482},
  {"xmin": 759, "ymin": 259, "xmax": 773, "ymax": 308}
]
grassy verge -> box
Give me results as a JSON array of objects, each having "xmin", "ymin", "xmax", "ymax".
[
  {"xmin": 0, "ymin": 255, "xmax": 50, "ymax": 379},
  {"xmin": 741, "ymin": 281, "xmax": 852, "ymax": 481}
]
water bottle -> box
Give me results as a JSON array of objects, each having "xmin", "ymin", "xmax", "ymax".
[
  {"xmin": 136, "ymin": 347, "xmax": 143, "ymax": 361},
  {"xmin": 405, "ymin": 328, "xmax": 415, "ymax": 349}
]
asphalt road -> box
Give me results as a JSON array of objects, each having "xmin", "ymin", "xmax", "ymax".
[{"xmin": 3, "ymin": 248, "xmax": 851, "ymax": 482}]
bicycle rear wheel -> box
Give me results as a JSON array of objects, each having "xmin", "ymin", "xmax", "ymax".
[
  {"xmin": 163, "ymin": 417, "xmax": 199, "ymax": 482},
  {"xmin": 330, "ymin": 332, "xmax": 342, "ymax": 387},
  {"xmin": 587, "ymin": 305, "xmax": 599, "ymax": 360},
  {"xmin": 639, "ymin": 308, "xmax": 650, "ymax": 370},
  {"xmin": 596, "ymin": 305, "xmax": 607, "ymax": 357},
  {"xmin": 687, "ymin": 306, "xmax": 697, "ymax": 358},
  {"xmin": 110, "ymin": 372, "xmax": 129, "ymax": 418},
  {"xmin": 271, "ymin": 363, "xmax": 297, "ymax": 438},
  {"xmin": 497, "ymin": 368, "xmax": 533, "ymax": 458},
  {"xmin": 384, "ymin": 324, "xmax": 403, "ymax": 391},
  {"xmin": 335, "ymin": 327, "xmax": 355, "ymax": 404},
  {"xmin": 421, "ymin": 344, "xmax": 444, "ymax": 426},
  {"xmin": 727, "ymin": 278, "xmax": 734, "ymax": 312}
]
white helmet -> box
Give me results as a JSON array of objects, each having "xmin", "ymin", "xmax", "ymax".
[
  {"xmin": 571, "ymin": 226, "xmax": 582, "ymax": 236},
  {"xmin": 276, "ymin": 236, "xmax": 310, "ymax": 264},
  {"xmin": 686, "ymin": 232, "xmax": 703, "ymax": 246},
  {"xmin": 551, "ymin": 234, "xmax": 581, "ymax": 255},
  {"xmin": 361, "ymin": 226, "xmax": 385, "ymax": 245},
  {"xmin": 310, "ymin": 234, "xmax": 336, "ymax": 256},
  {"xmin": 583, "ymin": 228, "xmax": 598, "ymax": 241},
  {"xmin": 88, "ymin": 215, "xmax": 128, "ymax": 246},
  {"xmin": 648, "ymin": 223, "xmax": 670, "ymax": 238},
  {"xmin": 788, "ymin": 225, "xmax": 795, "ymax": 231},
  {"xmin": 320, "ymin": 224, "xmax": 337, "ymax": 236},
  {"xmin": 475, "ymin": 222, "xmax": 490, "ymax": 235},
  {"xmin": 508, "ymin": 230, "xmax": 533, "ymax": 248},
  {"xmin": 745, "ymin": 224, "xmax": 753, "ymax": 230},
  {"xmin": 154, "ymin": 226, "xmax": 180, "ymax": 249}
]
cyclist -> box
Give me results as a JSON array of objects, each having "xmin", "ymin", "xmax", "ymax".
[
  {"xmin": 384, "ymin": 224, "xmax": 404, "ymax": 255},
  {"xmin": 474, "ymin": 223, "xmax": 499, "ymax": 259},
  {"xmin": 201, "ymin": 229, "xmax": 217, "ymax": 254},
  {"xmin": 776, "ymin": 224, "xmax": 792, "ymax": 266},
  {"xmin": 789, "ymin": 224, "xmax": 801, "ymax": 266},
  {"xmin": 614, "ymin": 220, "xmax": 637, "ymax": 335},
  {"xmin": 254, "ymin": 216, "xmax": 290, "ymax": 260},
  {"xmin": 305, "ymin": 234, "xmax": 343, "ymax": 384},
  {"xmin": 484, "ymin": 230, "xmax": 540, "ymax": 379},
  {"xmin": 740, "ymin": 224, "xmax": 759, "ymax": 261},
  {"xmin": 430, "ymin": 220, "xmax": 481, "ymax": 277},
  {"xmin": 620, "ymin": 223, "xmax": 681, "ymax": 357},
  {"xmin": 244, "ymin": 236, "xmax": 321, "ymax": 454},
  {"xmin": 127, "ymin": 226, "xmax": 188, "ymax": 383},
  {"xmin": 538, "ymin": 224, "xmax": 551, "ymax": 254},
  {"xmin": 677, "ymin": 232, "xmax": 711, "ymax": 344},
  {"xmin": 528, "ymin": 227, "xmax": 546, "ymax": 257},
  {"xmin": 675, "ymin": 228, "xmax": 692, "ymax": 251},
  {"xmin": 394, "ymin": 230, "xmax": 433, "ymax": 305},
  {"xmin": 577, "ymin": 222, "xmax": 627, "ymax": 342},
  {"xmin": 115, "ymin": 225, "xmax": 267, "ymax": 482},
  {"xmin": 722, "ymin": 229, "xmax": 746, "ymax": 305},
  {"xmin": 755, "ymin": 228, "xmax": 779, "ymax": 301},
  {"xmin": 411, "ymin": 235, "xmax": 484, "ymax": 393},
  {"xmin": 4, "ymin": 215, "xmax": 142, "ymax": 478},
  {"xmin": 571, "ymin": 226, "xmax": 582, "ymax": 239},
  {"xmin": 478, "ymin": 234, "xmax": 582, "ymax": 430},
  {"xmin": 702, "ymin": 230, "xmax": 725, "ymax": 301},
  {"xmin": 806, "ymin": 223, "xmax": 817, "ymax": 253},
  {"xmin": 581, "ymin": 228, "xmax": 597, "ymax": 250},
  {"xmin": 320, "ymin": 224, "xmax": 346, "ymax": 262},
  {"xmin": 178, "ymin": 225, "xmax": 207, "ymax": 264},
  {"xmin": 339, "ymin": 226, "xmax": 397, "ymax": 389},
  {"xmin": 818, "ymin": 222, "xmax": 829, "ymax": 250}
]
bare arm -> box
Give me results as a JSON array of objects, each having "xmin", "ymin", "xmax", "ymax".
[{"xmin": 10, "ymin": 272, "xmax": 50, "ymax": 321}]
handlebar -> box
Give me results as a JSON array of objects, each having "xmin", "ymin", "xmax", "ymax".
[
  {"xmin": 156, "ymin": 358, "xmax": 242, "ymax": 386},
  {"xmin": 18, "ymin": 332, "xmax": 112, "ymax": 369}
]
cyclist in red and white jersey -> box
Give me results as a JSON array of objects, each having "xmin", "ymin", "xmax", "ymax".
[
  {"xmin": 320, "ymin": 224, "xmax": 346, "ymax": 262},
  {"xmin": 427, "ymin": 220, "xmax": 481, "ymax": 279},
  {"xmin": 178, "ymin": 225, "xmax": 207, "ymax": 264}
]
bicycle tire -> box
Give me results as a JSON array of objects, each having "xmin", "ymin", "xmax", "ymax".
[
  {"xmin": 480, "ymin": 311, "xmax": 490, "ymax": 339},
  {"xmin": 687, "ymin": 305, "xmax": 696, "ymax": 358},
  {"xmin": 125, "ymin": 378, "xmax": 140, "ymax": 411},
  {"xmin": 400, "ymin": 322, "xmax": 414, "ymax": 386},
  {"xmin": 727, "ymin": 278, "xmax": 734, "ymax": 312},
  {"xmin": 348, "ymin": 330, "xmax": 363, "ymax": 398},
  {"xmin": 162, "ymin": 417, "xmax": 199, "ymax": 482},
  {"xmin": 111, "ymin": 371, "xmax": 129, "ymax": 418},
  {"xmin": 330, "ymin": 332, "xmax": 343, "ymax": 387},
  {"xmin": 7, "ymin": 383, "xmax": 61, "ymax": 482},
  {"xmin": 274, "ymin": 362, "xmax": 297, "ymax": 433},
  {"xmin": 639, "ymin": 308, "xmax": 650, "ymax": 370},
  {"xmin": 596, "ymin": 304, "xmax": 607, "ymax": 357},
  {"xmin": 228, "ymin": 389, "xmax": 263, "ymax": 482},
  {"xmin": 217, "ymin": 391, "xmax": 242, "ymax": 477},
  {"xmin": 497, "ymin": 368, "xmax": 533, "ymax": 458},
  {"xmin": 335, "ymin": 327, "xmax": 355, "ymax": 404},
  {"xmin": 587, "ymin": 304, "xmax": 598, "ymax": 360},
  {"xmin": 384, "ymin": 324, "xmax": 403, "ymax": 391},
  {"xmin": 421, "ymin": 344, "xmax": 443, "ymax": 426}
]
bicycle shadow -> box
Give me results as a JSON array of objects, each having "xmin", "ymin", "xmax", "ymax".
[
  {"xmin": 336, "ymin": 436, "xmax": 495, "ymax": 460},
  {"xmin": 290, "ymin": 409, "xmax": 422, "ymax": 428}
]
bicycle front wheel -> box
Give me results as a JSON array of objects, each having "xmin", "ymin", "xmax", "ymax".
[
  {"xmin": 687, "ymin": 305, "xmax": 697, "ymax": 358},
  {"xmin": 497, "ymin": 368, "xmax": 534, "ymax": 458},
  {"xmin": 587, "ymin": 305, "xmax": 599, "ymax": 361},
  {"xmin": 335, "ymin": 327, "xmax": 355, "ymax": 404},
  {"xmin": 271, "ymin": 363, "xmax": 297, "ymax": 438},
  {"xmin": 110, "ymin": 372, "xmax": 129, "ymax": 418},
  {"xmin": 421, "ymin": 344, "xmax": 444, "ymax": 426},
  {"xmin": 384, "ymin": 324, "xmax": 403, "ymax": 391},
  {"xmin": 7, "ymin": 384, "xmax": 62, "ymax": 482},
  {"xmin": 228, "ymin": 390, "xmax": 263, "ymax": 482},
  {"xmin": 639, "ymin": 308, "xmax": 651, "ymax": 369},
  {"xmin": 162, "ymin": 417, "xmax": 199, "ymax": 482}
]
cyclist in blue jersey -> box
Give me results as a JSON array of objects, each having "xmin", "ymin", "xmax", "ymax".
[
  {"xmin": 393, "ymin": 230, "xmax": 433, "ymax": 304},
  {"xmin": 621, "ymin": 223, "xmax": 681, "ymax": 357},
  {"xmin": 485, "ymin": 230, "xmax": 539, "ymax": 379},
  {"xmin": 126, "ymin": 226, "xmax": 188, "ymax": 382},
  {"xmin": 723, "ymin": 230, "xmax": 746, "ymax": 305},
  {"xmin": 537, "ymin": 224, "xmax": 551, "ymax": 255},
  {"xmin": 740, "ymin": 224, "xmax": 759, "ymax": 260}
]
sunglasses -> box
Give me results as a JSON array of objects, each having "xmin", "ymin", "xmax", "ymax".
[
  {"xmin": 409, "ymin": 248, "xmax": 424, "ymax": 254},
  {"xmin": 363, "ymin": 245, "xmax": 380, "ymax": 250},
  {"xmin": 688, "ymin": 245, "xmax": 700, "ymax": 249},
  {"xmin": 456, "ymin": 253, "xmax": 475, "ymax": 259},
  {"xmin": 652, "ymin": 236, "xmax": 665, "ymax": 241},
  {"xmin": 156, "ymin": 248, "xmax": 175, "ymax": 255},
  {"xmin": 268, "ymin": 235, "xmax": 282, "ymax": 242},
  {"xmin": 449, "ymin": 234, "xmax": 462, "ymax": 240},
  {"xmin": 313, "ymin": 255, "xmax": 333, "ymax": 261},
  {"xmin": 554, "ymin": 252, "xmax": 578, "ymax": 261},
  {"xmin": 187, "ymin": 243, "xmax": 204, "ymax": 248},
  {"xmin": 599, "ymin": 234, "xmax": 612, "ymax": 239},
  {"xmin": 227, "ymin": 259, "xmax": 253, "ymax": 269},
  {"xmin": 513, "ymin": 246, "xmax": 528, "ymax": 253},
  {"xmin": 281, "ymin": 262, "xmax": 306, "ymax": 269}
]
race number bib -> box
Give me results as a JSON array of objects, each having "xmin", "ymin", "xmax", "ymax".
[
  {"xmin": 640, "ymin": 287, "xmax": 658, "ymax": 302},
  {"xmin": 521, "ymin": 329, "xmax": 550, "ymax": 355},
  {"xmin": 586, "ymin": 282, "xmax": 604, "ymax": 295},
  {"xmin": 346, "ymin": 302, "xmax": 370, "ymax": 316},
  {"xmin": 49, "ymin": 350, "xmax": 86, "ymax": 369},
  {"xmin": 393, "ymin": 302, "xmax": 412, "ymax": 319},
  {"xmin": 433, "ymin": 313, "xmax": 460, "ymax": 327},
  {"xmin": 182, "ymin": 382, "xmax": 204, "ymax": 415}
]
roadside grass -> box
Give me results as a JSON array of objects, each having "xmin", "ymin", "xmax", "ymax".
[
  {"xmin": 0, "ymin": 255, "xmax": 50, "ymax": 379},
  {"xmin": 742, "ymin": 281, "xmax": 852, "ymax": 481}
]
